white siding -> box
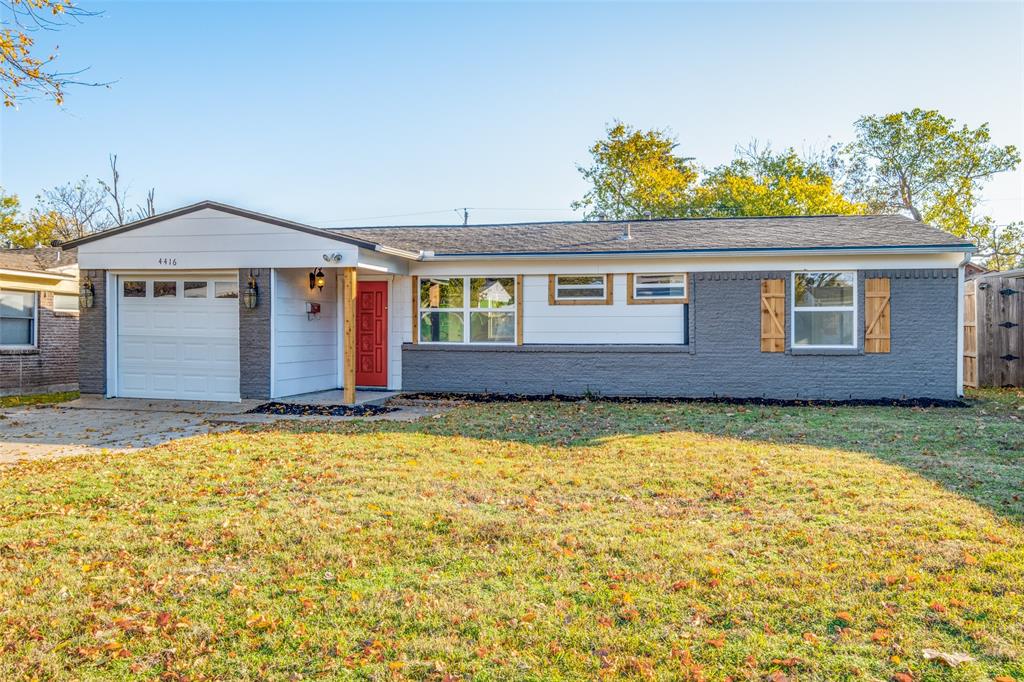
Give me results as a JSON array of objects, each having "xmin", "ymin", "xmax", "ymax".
[
  {"xmin": 523, "ymin": 274, "xmax": 685, "ymax": 344},
  {"xmin": 77, "ymin": 207, "xmax": 365, "ymax": 270},
  {"xmin": 273, "ymin": 268, "xmax": 338, "ymax": 398}
]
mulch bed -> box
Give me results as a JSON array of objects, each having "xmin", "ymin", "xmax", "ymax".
[
  {"xmin": 398, "ymin": 392, "xmax": 968, "ymax": 409},
  {"xmin": 246, "ymin": 402, "xmax": 397, "ymax": 417}
]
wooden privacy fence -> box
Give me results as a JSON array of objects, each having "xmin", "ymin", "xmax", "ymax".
[{"xmin": 964, "ymin": 269, "xmax": 1024, "ymax": 388}]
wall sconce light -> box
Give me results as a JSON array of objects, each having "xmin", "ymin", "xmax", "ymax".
[
  {"xmin": 309, "ymin": 267, "xmax": 325, "ymax": 291},
  {"xmin": 242, "ymin": 270, "xmax": 260, "ymax": 309},
  {"xmin": 79, "ymin": 276, "xmax": 95, "ymax": 309}
]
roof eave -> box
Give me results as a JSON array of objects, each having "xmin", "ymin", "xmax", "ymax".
[
  {"xmin": 60, "ymin": 200, "xmax": 399, "ymax": 254},
  {"xmin": 418, "ymin": 243, "xmax": 976, "ymax": 260}
]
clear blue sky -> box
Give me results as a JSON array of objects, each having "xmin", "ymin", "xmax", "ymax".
[{"xmin": 1, "ymin": 1, "xmax": 1021, "ymax": 228}]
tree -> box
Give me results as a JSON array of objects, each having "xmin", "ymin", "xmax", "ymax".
[
  {"xmin": 977, "ymin": 221, "xmax": 1024, "ymax": 271},
  {"xmin": 33, "ymin": 177, "xmax": 109, "ymax": 241},
  {"xmin": 98, "ymin": 154, "xmax": 156, "ymax": 225},
  {"xmin": 844, "ymin": 109, "xmax": 1020, "ymax": 243},
  {"xmin": 572, "ymin": 122, "xmax": 698, "ymax": 220},
  {"xmin": 1, "ymin": 0, "xmax": 103, "ymax": 106},
  {"xmin": 693, "ymin": 143, "xmax": 866, "ymax": 217}
]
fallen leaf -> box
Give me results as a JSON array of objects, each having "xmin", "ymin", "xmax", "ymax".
[
  {"xmin": 892, "ymin": 674, "xmax": 913, "ymax": 682},
  {"xmin": 922, "ymin": 649, "xmax": 975, "ymax": 667},
  {"xmin": 835, "ymin": 611, "xmax": 853, "ymax": 625},
  {"xmin": 802, "ymin": 632, "xmax": 819, "ymax": 645}
]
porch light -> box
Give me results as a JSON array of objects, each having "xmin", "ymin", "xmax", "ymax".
[
  {"xmin": 309, "ymin": 267, "xmax": 325, "ymax": 291},
  {"xmin": 243, "ymin": 271, "xmax": 259, "ymax": 309},
  {"xmin": 79, "ymin": 277, "xmax": 95, "ymax": 309}
]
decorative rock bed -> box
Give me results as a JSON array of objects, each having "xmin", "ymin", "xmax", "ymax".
[{"xmin": 246, "ymin": 402, "xmax": 397, "ymax": 417}]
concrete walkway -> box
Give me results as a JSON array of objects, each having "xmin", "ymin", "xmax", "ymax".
[{"xmin": 0, "ymin": 392, "xmax": 442, "ymax": 465}]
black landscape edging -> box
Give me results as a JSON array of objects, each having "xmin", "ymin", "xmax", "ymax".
[{"xmin": 398, "ymin": 392, "xmax": 968, "ymax": 409}]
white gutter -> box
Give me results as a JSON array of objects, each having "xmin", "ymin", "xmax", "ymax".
[
  {"xmin": 418, "ymin": 245, "xmax": 975, "ymax": 261},
  {"xmin": 373, "ymin": 244, "xmax": 424, "ymax": 260}
]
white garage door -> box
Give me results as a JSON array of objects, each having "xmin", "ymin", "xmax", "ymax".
[{"xmin": 116, "ymin": 275, "xmax": 240, "ymax": 401}]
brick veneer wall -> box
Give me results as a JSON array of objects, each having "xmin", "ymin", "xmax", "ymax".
[
  {"xmin": 401, "ymin": 269, "xmax": 960, "ymax": 401},
  {"xmin": 0, "ymin": 289, "xmax": 79, "ymax": 397},
  {"xmin": 77, "ymin": 270, "xmax": 107, "ymax": 395},
  {"xmin": 239, "ymin": 268, "xmax": 272, "ymax": 399}
]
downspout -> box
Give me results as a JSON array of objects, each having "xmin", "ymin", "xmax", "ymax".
[{"xmin": 956, "ymin": 252, "xmax": 971, "ymax": 397}]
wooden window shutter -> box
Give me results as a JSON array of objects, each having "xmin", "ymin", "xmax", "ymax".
[
  {"xmin": 864, "ymin": 277, "xmax": 891, "ymax": 353},
  {"xmin": 411, "ymin": 276, "xmax": 418, "ymax": 344},
  {"xmin": 760, "ymin": 279, "xmax": 785, "ymax": 352}
]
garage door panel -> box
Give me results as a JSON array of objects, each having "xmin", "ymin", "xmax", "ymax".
[{"xmin": 117, "ymin": 275, "xmax": 240, "ymax": 401}]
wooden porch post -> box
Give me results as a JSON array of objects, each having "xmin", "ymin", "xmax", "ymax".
[{"xmin": 342, "ymin": 267, "xmax": 357, "ymax": 405}]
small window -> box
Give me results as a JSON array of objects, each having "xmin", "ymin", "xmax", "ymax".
[
  {"xmin": 630, "ymin": 273, "xmax": 687, "ymax": 303},
  {"xmin": 551, "ymin": 274, "xmax": 611, "ymax": 304},
  {"xmin": 792, "ymin": 272, "xmax": 856, "ymax": 348},
  {"xmin": 214, "ymin": 281, "xmax": 238, "ymax": 299},
  {"xmin": 184, "ymin": 281, "xmax": 208, "ymax": 298},
  {"xmin": 53, "ymin": 294, "xmax": 79, "ymax": 312},
  {"xmin": 0, "ymin": 290, "xmax": 36, "ymax": 346},
  {"xmin": 123, "ymin": 280, "xmax": 146, "ymax": 298},
  {"xmin": 154, "ymin": 281, "xmax": 177, "ymax": 298}
]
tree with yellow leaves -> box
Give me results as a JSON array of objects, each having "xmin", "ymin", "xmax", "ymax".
[{"xmin": 1, "ymin": 0, "xmax": 102, "ymax": 106}]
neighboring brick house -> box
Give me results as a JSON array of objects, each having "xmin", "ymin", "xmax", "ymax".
[{"xmin": 0, "ymin": 248, "xmax": 79, "ymax": 397}]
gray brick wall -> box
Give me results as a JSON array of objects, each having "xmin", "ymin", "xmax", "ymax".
[
  {"xmin": 239, "ymin": 268, "xmax": 272, "ymax": 399},
  {"xmin": 401, "ymin": 268, "xmax": 960, "ymax": 400},
  {"xmin": 77, "ymin": 270, "xmax": 107, "ymax": 395},
  {"xmin": 0, "ymin": 290, "xmax": 79, "ymax": 396}
]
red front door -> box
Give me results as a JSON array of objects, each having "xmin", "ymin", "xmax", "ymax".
[{"xmin": 355, "ymin": 281, "xmax": 388, "ymax": 387}]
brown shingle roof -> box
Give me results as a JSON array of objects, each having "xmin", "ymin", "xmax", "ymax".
[
  {"xmin": 0, "ymin": 247, "xmax": 77, "ymax": 273},
  {"xmin": 332, "ymin": 214, "xmax": 972, "ymax": 256}
]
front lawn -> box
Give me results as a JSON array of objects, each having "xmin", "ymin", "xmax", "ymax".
[{"xmin": 1, "ymin": 391, "xmax": 1022, "ymax": 680}]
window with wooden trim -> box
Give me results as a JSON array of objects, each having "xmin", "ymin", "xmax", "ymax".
[
  {"xmin": 0, "ymin": 289, "xmax": 37, "ymax": 347},
  {"xmin": 418, "ymin": 276, "xmax": 517, "ymax": 344},
  {"xmin": 627, "ymin": 273, "xmax": 688, "ymax": 303},
  {"xmin": 792, "ymin": 272, "xmax": 857, "ymax": 348},
  {"xmin": 549, "ymin": 274, "xmax": 613, "ymax": 305}
]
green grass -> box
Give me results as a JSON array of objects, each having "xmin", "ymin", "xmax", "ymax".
[
  {"xmin": 0, "ymin": 391, "xmax": 78, "ymax": 408},
  {"xmin": 0, "ymin": 390, "xmax": 1022, "ymax": 681}
]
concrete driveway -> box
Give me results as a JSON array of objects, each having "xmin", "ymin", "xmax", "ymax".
[{"xmin": 0, "ymin": 397, "xmax": 246, "ymax": 464}]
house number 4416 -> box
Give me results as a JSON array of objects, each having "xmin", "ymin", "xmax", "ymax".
[{"xmin": 158, "ymin": 257, "xmax": 178, "ymax": 266}]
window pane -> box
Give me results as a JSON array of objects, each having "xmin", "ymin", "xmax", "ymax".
[
  {"xmin": 795, "ymin": 272, "xmax": 854, "ymax": 307},
  {"xmin": 420, "ymin": 278, "xmax": 464, "ymax": 309},
  {"xmin": 154, "ymin": 281, "xmax": 177, "ymax": 298},
  {"xmin": 470, "ymin": 277, "xmax": 515, "ymax": 309},
  {"xmin": 214, "ymin": 282, "xmax": 238, "ymax": 299},
  {"xmin": 558, "ymin": 287, "xmax": 605, "ymax": 299},
  {"xmin": 557, "ymin": 275, "xmax": 604, "ymax": 286},
  {"xmin": 419, "ymin": 311, "xmax": 464, "ymax": 342},
  {"xmin": 0, "ymin": 319, "xmax": 33, "ymax": 345},
  {"xmin": 184, "ymin": 281, "xmax": 208, "ymax": 298},
  {"xmin": 634, "ymin": 286, "xmax": 685, "ymax": 298},
  {"xmin": 794, "ymin": 310, "xmax": 854, "ymax": 346},
  {"xmin": 0, "ymin": 291, "xmax": 34, "ymax": 318},
  {"xmin": 53, "ymin": 294, "xmax": 79, "ymax": 312},
  {"xmin": 123, "ymin": 280, "xmax": 146, "ymax": 297},
  {"xmin": 470, "ymin": 311, "xmax": 515, "ymax": 342},
  {"xmin": 635, "ymin": 274, "xmax": 684, "ymax": 286}
]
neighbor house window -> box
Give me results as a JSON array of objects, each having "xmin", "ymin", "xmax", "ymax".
[
  {"xmin": 628, "ymin": 273, "xmax": 688, "ymax": 303},
  {"xmin": 792, "ymin": 272, "xmax": 857, "ymax": 348},
  {"xmin": 53, "ymin": 294, "xmax": 79, "ymax": 313},
  {"xmin": 550, "ymin": 274, "xmax": 612, "ymax": 304},
  {"xmin": 0, "ymin": 290, "xmax": 37, "ymax": 347},
  {"xmin": 419, "ymin": 276, "xmax": 516, "ymax": 343}
]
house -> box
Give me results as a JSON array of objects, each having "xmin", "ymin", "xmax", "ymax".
[
  {"xmin": 0, "ymin": 247, "xmax": 80, "ymax": 397},
  {"xmin": 62, "ymin": 201, "xmax": 974, "ymax": 404}
]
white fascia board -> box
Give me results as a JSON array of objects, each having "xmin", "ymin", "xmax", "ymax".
[
  {"xmin": 410, "ymin": 249, "xmax": 969, "ymax": 276},
  {"xmin": 0, "ymin": 267, "xmax": 73, "ymax": 281}
]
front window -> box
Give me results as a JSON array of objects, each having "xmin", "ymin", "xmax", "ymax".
[
  {"xmin": 0, "ymin": 290, "xmax": 37, "ymax": 347},
  {"xmin": 792, "ymin": 272, "xmax": 856, "ymax": 348},
  {"xmin": 419, "ymin": 276, "xmax": 516, "ymax": 343},
  {"xmin": 53, "ymin": 294, "xmax": 79, "ymax": 313}
]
